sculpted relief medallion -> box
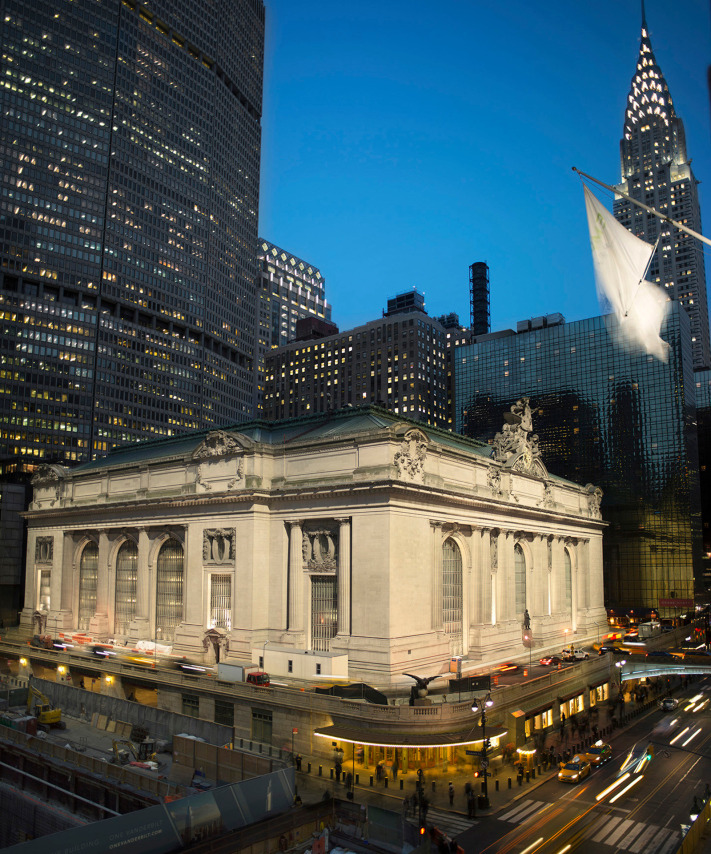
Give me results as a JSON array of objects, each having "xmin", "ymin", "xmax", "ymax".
[
  {"xmin": 203, "ymin": 529, "xmax": 236, "ymax": 565},
  {"xmin": 303, "ymin": 524, "xmax": 338, "ymax": 572},
  {"xmin": 394, "ymin": 429, "xmax": 428, "ymax": 481}
]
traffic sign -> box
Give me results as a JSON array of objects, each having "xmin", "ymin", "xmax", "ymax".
[
  {"xmin": 465, "ymin": 750, "xmax": 478, "ymax": 756},
  {"xmin": 480, "ymin": 758, "xmax": 489, "ymax": 769}
]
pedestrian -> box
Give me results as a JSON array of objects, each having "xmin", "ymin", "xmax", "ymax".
[
  {"xmin": 464, "ymin": 781, "xmax": 472, "ymax": 796},
  {"xmin": 345, "ymin": 771, "xmax": 353, "ymax": 791},
  {"xmin": 295, "ymin": 754, "xmax": 302, "ymax": 771},
  {"xmin": 448, "ymin": 782, "xmax": 454, "ymax": 805},
  {"xmin": 335, "ymin": 761, "xmax": 342, "ymax": 783},
  {"xmin": 467, "ymin": 791, "xmax": 476, "ymax": 818},
  {"xmin": 392, "ymin": 761, "xmax": 398, "ymax": 781}
]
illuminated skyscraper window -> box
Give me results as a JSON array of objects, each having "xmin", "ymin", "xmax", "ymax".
[{"xmin": 0, "ymin": 0, "xmax": 265, "ymax": 464}]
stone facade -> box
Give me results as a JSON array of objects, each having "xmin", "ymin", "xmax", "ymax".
[{"xmin": 20, "ymin": 405, "xmax": 606, "ymax": 687}]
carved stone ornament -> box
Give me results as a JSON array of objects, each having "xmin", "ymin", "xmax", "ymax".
[
  {"xmin": 538, "ymin": 482, "xmax": 555, "ymax": 509},
  {"xmin": 585, "ymin": 484, "xmax": 603, "ymax": 519},
  {"xmin": 302, "ymin": 524, "xmax": 339, "ymax": 572},
  {"xmin": 394, "ymin": 429, "xmax": 428, "ymax": 481},
  {"xmin": 490, "ymin": 532, "xmax": 498, "ymax": 571},
  {"xmin": 35, "ymin": 537, "xmax": 53, "ymax": 563},
  {"xmin": 492, "ymin": 398, "xmax": 547, "ymax": 477},
  {"xmin": 193, "ymin": 430, "xmax": 242, "ymax": 460},
  {"xmin": 203, "ymin": 529, "xmax": 236, "ymax": 565},
  {"xmin": 31, "ymin": 463, "xmax": 65, "ymax": 505},
  {"xmin": 487, "ymin": 467, "xmax": 502, "ymax": 496}
]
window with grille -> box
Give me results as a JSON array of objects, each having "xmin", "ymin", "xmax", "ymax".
[
  {"xmin": 114, "ymin": 540, "xmax": 138, "ymax": 635},
  {"xmin": 39, "ymin": 569, "xmax": 51, "ymax": 611},
  {"xmin": 214, "ymin": 699, "xmax": 234, "ymax": 728},
  {"xmin": 564, "ymin": 549, "xmax": 572, "ymax": 613},
  {"xmin": 156, "ymin": 539, "xmax": 184, "ymax": 643},
  {"xmin": 311, "ymin": 576, "xmax": 337, "ymax": 652},
  {"xmin": 514, "ymin": 544, "xmax": 526, "ymax": 617},
  {"xmin": 209, "ymin": 574, "xmax": 232, "ymax": 630},
  {"xmin": 252, "ymin": 708, "xmax": 272, "ymax": 744},
  {"xmin": 442, "ymin": 538, "xmax": 463, "ymax": 654},
  {"xmin": 182, "ymin": 693, "xmax": 199, "ymax": 718},
  {"xmin": 78, "ymin": 542, "xmax": 98, "ymax": 632}
]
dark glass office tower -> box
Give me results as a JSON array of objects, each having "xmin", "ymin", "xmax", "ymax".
[
  {"xmin": 613, "ymin": 9, "xmax": 710, "ymax": 370},
  {"xmin": 455, "ymin": 302, "xmax": 702, "ymax": 615},
  {"xmin": 696, "ymin": 369, "xmax": 711, "ymax": 592},
  {"xmin": 0, "ymin": 0, "xmax": 265, "ymax": 463}
]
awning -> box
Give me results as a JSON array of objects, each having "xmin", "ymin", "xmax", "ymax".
[
  {"xmin": 558, "ymin": 690, "xmax": 584, "ymax": 703},
  {"xmin": 313, "ymin": 723, "xmax": 508, "ymax": 749},
  {"xmin": 588, "ymin": 680, "xmax": 608, "ymax": 690}
]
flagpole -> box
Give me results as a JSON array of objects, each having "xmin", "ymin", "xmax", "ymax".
[{"xmin": 572, "ymin": 167, "xmax": 711, "ymax": 249}]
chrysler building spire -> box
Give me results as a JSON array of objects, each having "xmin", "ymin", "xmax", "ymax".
[{"xmin": 613, "ymin": 8, "xmax": 710, "ymax": 369}]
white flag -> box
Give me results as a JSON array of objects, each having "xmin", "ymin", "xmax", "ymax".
[{"xmin": 583, "ymin": 184, "xmax": 670, "ymax": 361}]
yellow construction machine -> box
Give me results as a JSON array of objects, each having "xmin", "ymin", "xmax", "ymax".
[
  {"xmin": 27, "ymin": 685, "xmax": 65, "ymax": 730},
  {"xmin": 111, "ymin": 738, "xmax": 157, "ymax": 765}
]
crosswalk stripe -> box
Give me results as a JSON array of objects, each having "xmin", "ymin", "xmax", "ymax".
[
  {"xmin": 616, "ymin": 821, "xmax": 646, "ymax": 849},
  {"xmin": 605, "ymin": 819, "xmax": 635, "ymax": 846},
  {"xmin": 417, "ymin": 808, "xmax": 475, "ymax": 836},
  {"xmin": 499, "ymin": 800, "xmax": 545, "ymax": 823},
  {"xmin": 627, "ymin": 824, "xmax": 662, "ymax": 852},
  {"xmin": 654, "ymin": 830, "xmax": 680, "ymax": 854},
  {"xmin": 593, "ymin": 815, "xmax": 622, "ymax": 842}
]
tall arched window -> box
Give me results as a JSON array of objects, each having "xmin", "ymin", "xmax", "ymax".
[
  {"xmin": 564, "ymin": 549, "xmax": 573, "ymax": 614},
  {"xmin": 78, "ymin": 542, "xmax": 98, "ymax": 632},
  {"xmin": 514, "ymin": 543, "xmax": 526, "ymax": 617},
  {"xmin": 115, "ymin": 540, "xmax": 138, "ymax": 635},
  {"xmin": 442, "ymin": 538, "xmax": 463, "ymax": 654},
  {"xmin": 156, "ymin": 539, "xmax": 184, "ymax": 643}
]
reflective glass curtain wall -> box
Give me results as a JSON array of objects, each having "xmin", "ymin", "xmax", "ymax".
[{"xmin": 455, "ymin": 304, "xmax": 702, "ymax": 613}]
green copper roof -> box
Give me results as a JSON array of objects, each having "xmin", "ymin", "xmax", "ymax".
[{"xmin": 70, "ymin": 406, "xmax": 491, "ymax": 473}]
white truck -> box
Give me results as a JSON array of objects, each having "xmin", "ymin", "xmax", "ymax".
[
  {"xmin": 638, "ymin": 621, "xmax": 661, "ymax": 639},
  {"xmin": 216, "ymin": 663, "xmax": 270, "ymax": 686}
]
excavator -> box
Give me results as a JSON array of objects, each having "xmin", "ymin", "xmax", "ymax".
[
  {"xmin": 111, "ymin": 738, "xmax": 157, "ymax": 766},
  {"xmin": 27, "ymin": 685, "xmax": 65, "ymax": 731}
]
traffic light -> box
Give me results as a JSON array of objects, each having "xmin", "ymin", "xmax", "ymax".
[
  {"xmin": 419, "ymin": 824, "xmax": 427, "ymax": 837},
  {"xmin": 646, "ymin": 744, "xmax": 654, "ymax": 761}
]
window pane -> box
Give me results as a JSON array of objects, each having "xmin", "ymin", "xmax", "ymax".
[{"xmin": 78, "ymin": 542, "xmax": 98, "ymax": 632}]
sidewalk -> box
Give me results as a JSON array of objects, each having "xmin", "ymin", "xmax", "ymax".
[{"xmin": 291, "ymin": 686, "xmax": 675, "ymax": 837}]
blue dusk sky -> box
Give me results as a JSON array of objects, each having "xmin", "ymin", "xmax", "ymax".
[{"xmin": 258, "ymin": 1, "xmax": 711, "ymax": 335}]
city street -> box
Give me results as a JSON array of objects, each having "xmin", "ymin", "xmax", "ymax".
[{"xmin": 455, "ymin": 678, "xmax": 711, "ymax": 853}]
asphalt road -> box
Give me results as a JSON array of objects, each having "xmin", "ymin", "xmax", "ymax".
[{"xmin": 457, "ymin": 676, "xmax": 711, "ymax": 854}]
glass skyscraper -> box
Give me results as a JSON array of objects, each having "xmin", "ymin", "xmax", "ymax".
[
  {"xmin": 454, "ymin": 302, "xmax": 702, "ymax": 615},
  {"xmin": 613, "ymin": 9, "xmax": 710, "ymax": 370},
  {"xmin": 0, "ymin": 0, "xmax": 265, "ymax": 464}
]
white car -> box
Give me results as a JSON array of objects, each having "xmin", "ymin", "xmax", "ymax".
[{"xmin": 562, "ymin": 648, "xmax": 589, "ymax": 661}]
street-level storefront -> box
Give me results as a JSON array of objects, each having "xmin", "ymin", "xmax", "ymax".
[
  {"xmin": 524, "ymin": 703, "xmax": 554, "ymax": 739},
  {"xmin": 313, "ymin": 723, "xmax": 508, "ymax": 779}
]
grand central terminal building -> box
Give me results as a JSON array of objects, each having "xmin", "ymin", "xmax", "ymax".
[{"xmin": 19, "ymin": 402, "xmax": 609, "ymax": 769}]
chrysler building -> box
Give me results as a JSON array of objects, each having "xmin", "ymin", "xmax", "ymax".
[{"xmin": 613, "ymin": 7, "xmax": 710, "ymax": 369}]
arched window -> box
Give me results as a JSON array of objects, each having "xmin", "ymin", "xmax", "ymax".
[
  {"xmin": 564, "ymin": 549, "xmax": 573, "ymax": 613},
  {"xmin": 442, "ymin": 538, "xmax": 463, "ymax": 654},
  {"xmin": 514, "ymin": 543, "xmax": 526, "ymax": 617},
  {"xmin": 156, "ymin": 539, "xmax": 184, "ymax": 643},
  {"xmin": 78, "ymin": 542, "xmax": 98, "ymax": 632},
  {"xmin": 115, "ymin": 540, "xmax": 138, "ymax": 635}
]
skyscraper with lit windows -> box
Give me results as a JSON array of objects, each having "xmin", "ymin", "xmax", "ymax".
[
  {"xmin": 613, "ymin": 8, "xmax": 710, "ymax": 369},
  {"xmin": 0, "ymin": 0, "xmax": 265, "ymax": 465}
]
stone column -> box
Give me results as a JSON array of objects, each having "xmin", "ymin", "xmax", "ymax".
[
  {"xmin": 568, "ymin": 539, "xmax": 578, "ymax": 633},
  {"xmin": 499, "ymin": 530, "xmax": 514, "ymax": 622},
  {"xmin": 532, "ymin": 534, "xmax": 547, "ymax": 619},
  {"xmin": 468, "ymin": 527, "xmax": 482, "ymax": 627},
  {"xmin": 489, "ymin": 529, "xmax": 498, "ymax": 626},
  {"xmin": 126, "ymin": 528, "xmax": 151, "ymax": 645},
  {"xmin": 336, "ymin": 518, "xmax": 351, "ymax": 636},
  {"xmin": 88, "ymin": 530, "xmax": 110, "ymax": 639},
  {"xmin": 172, "ymin": 525, "xmax": 206, "ymax": 657},
  {"xmin": 287, "ymin": 520, "xmax": 304, "ymax": 633},
  {"xmin": 431, "ymin": 522, "xmax": 443, "ymax": 631}
]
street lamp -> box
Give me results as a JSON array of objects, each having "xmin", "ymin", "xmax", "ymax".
[{"xmin": 471, "ymin": 693, "xmax": 494, "ymax": 809}]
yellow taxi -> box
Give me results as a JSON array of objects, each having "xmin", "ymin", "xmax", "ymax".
[
  {"xmin": 585, "ymin": 742, "xmax": 612, "ymax": 767},
  {"xmin": 558, "ymin": 755, "xmax": 591, "ymax": 783}
]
